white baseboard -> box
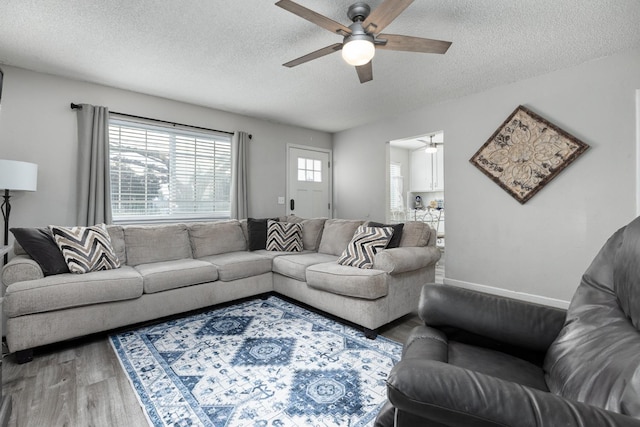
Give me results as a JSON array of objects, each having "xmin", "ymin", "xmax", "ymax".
[{"xmin": 443, "ymin": 278, "xmax": 570, "ymax": 309}]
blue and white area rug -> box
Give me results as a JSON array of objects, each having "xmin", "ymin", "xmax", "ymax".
[{"xmin": 110, "ymin": 296, "xmax": 402, "ymax": 426}]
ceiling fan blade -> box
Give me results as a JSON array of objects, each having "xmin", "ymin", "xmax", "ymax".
[
  {"xmin": 283, "ymin": 43, "xmax": 343, "ymax": 68},
  {"xmin": 276, "ymin": 0, "xmax": 351, "ymax": 36},
  {"xmin": 362, "ymin": 0, "xmax": 414, "ymax": 34},
  {"xmin": 355, "ymin": 61, "xmax": 373, "ymax": 84},
  {"xmin": 377, "ymin": 34, "xmax": 452, "ymax": 54}
]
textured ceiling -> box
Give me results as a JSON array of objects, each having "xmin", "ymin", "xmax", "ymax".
[{"xmin": 1, "ymin": 1, "xmax": 640, "ymax": 133}]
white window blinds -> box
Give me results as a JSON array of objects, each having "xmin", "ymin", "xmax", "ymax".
[
  {"xmin": 390, "ymin": 162, "xmax": 404, "ymax": 212},
  {"xmin": 109, "ymin": 116, "xmax": 232, "ymax": 222}
]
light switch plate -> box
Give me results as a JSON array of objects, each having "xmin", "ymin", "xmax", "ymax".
[{"xmin": 277, "ymin": 197, "xmax": 285, "ymax": 205}]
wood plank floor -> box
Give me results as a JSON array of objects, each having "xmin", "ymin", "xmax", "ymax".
[{"xmin": 2, "ymin": 252, "xmax": 444, "ymax": 427}]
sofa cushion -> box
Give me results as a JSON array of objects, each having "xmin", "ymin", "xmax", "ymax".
[
  {"xmin": 134, "ymin": 259, "xmax": 218, "ymax": 294},
  {"xmin": 317, "ymin": 219, "xmax": 363, "ymax": 256},
  {"xmin": 399, "ymin": 221, "xmax": 432, "ymax": 247},
  {"xmin": 337, "ymin": 225, "xmax": 393, "ymax": 269},
  {"xmin": 50, "ymin": 224, "xmax": 121, "ymax": 273},
  {"xmin": 284, "ymin": 216, "xmax": 327, "ymax": 251},
  {"xmin": 306, "ymin": 262, "xmax": 388, "ymax": 300},
  {"xmin": 266, "ymin": 220, "xmax": 303, "ymax": 252},
  {"xmin": 124, "ymin": 224, "xmax": 192, "ymax": 266},
  {"xmin": 10, "ymin": 227, "xmax": 69, "ymax": 276},
  {"xmin": 272, "ymin": 253, "xmax": 338, "ymax": 281},
  {"xmin": 200, "ymin": 252, "xmax": 272, "ymax": 281},
  {"xmin": 106, "ymin": 225, "xmax": 127, "ymax": 265},
  {"xmin": 4, "ymin": 266, "xmax": 143, "ymax": 317},
  {"xmin": 189, "ymin": 220, "xmax": 246, "ymax": 258},
  {"xmin": 251, "ymin": 249, "xmax": 313, "ymax": 260},
  {"xmin": 239, "ymin": 219, "xmax": 249, "ymax": 246}
]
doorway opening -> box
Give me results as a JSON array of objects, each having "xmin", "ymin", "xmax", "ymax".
[{"xmin": 388, "ymin": 131, "xmax": 445, "ymax": 250}]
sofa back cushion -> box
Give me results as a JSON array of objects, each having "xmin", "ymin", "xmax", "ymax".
[
  {"xmin": 317, "ymin": 219, "xmax": 363, "ymax": 256},
  {"xmin": 399, "ymin": 221, "xmax": 433, "ymax": 247},
  {"xmin": 544, "ymin": 220, "xmax": 640, "ymax": 417},
  {"xmin": 189, "ymin": 220, "xmax": 246, "ymax": 258},
  {"xmin": 284, "ymin": 215, "xmax": 327, "ymax": 251},
  {"xmin": 106, "ymin": 225, "xmax": 127, "ymax": 265},
  {"xmin": 124, "ymin": 224, "xmax": 192, "ymax": 266}
]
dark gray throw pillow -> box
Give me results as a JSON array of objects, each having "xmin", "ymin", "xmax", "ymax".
[
  {"xmin": 247, "ymin": 218, "xmax": 278, "ymax": 251},
  {"xmin": 10, "ymin": 227, "xmax": 70, "ymax": 276},
  {"xmin": 368, "ymin": 222, "xmax": 404, "ymax": 248}
]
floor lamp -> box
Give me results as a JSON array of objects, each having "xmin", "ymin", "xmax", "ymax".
[{"xmin": 0, "ymin": 159, "xmax": 38, "ymax": 264}]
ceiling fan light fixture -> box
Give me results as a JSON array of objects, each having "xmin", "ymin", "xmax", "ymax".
[
  {"xmin": 425, "ymin": 143, "xmax": 438, "ymax": 154},
  {"xmin": 342, "ymin": 37, "xmax": 375, "ymax": 66}
]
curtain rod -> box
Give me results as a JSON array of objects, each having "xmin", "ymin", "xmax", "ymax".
[{"xmin": 70, "ymin": 103, "xmax": 251, "ymax": 139}]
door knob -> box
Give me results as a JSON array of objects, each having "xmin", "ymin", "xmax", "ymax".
[{"xmin": 290, "ymin": 199, "xmax": 295, "ymax": 211}]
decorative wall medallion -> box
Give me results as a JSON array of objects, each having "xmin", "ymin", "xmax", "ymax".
[{"xmin": 470, "ymin": 106, "xmax": 589, "ymax": 204}]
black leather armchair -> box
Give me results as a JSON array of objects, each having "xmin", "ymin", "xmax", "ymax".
[{"xmin": 376, "ymin": 216, "xmax": 640, "ymax": 427}]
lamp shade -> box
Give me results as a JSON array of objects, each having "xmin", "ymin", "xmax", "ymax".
[
  {"xmin": 0, "ymin": 159, "xmax": 38, "ymax": 191},
  {"xmin": 342, "ymin": 38, "xmax": 375, "ymax": 66}
]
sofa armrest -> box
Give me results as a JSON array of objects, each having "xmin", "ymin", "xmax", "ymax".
[
  {"xmin": 1, "ymin": 255, "xmax": 44, "ymax": 289},
  {"xmin": 373, "ymin": 246, "xmax": 441, "ymax": 274},
  {"xmin": 388, "ymin": 359, "xmax": 640, "ymax": 427},
  {"xmin": 419, "ymin": 284, "xmax": 566, "ymax": 353}
]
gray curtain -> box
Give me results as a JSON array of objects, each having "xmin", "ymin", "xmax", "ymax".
[
  {"xmin": 230, "ymin": 131, "xmax": 249, "ymax": 219},
  {"xmin": 76, "ymin": 104, "xmax": 112, "ymax": 226}
]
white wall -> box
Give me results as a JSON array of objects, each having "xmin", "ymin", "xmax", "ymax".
[
  {"xmin": 0, "ymin": 66, "xmax": 332, "ymax": 235},
  {"xmin": 334, "ymin": 48, "xmax": 640, "ymax": 305}
]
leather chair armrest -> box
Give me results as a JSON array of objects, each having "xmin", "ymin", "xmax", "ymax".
[
  {"xmin": 419, "ymin": 284, "xmax": 566, "ymax": 352},
  {"xmin": 388, "ymin": 359, "xmax": 640, "ymax": 427}
]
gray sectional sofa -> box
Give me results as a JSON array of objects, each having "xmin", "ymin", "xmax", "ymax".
[{"xmin": 1, "ymin": 217, "xmax": 440, "ymax": 362}]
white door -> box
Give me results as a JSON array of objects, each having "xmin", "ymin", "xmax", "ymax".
[{"xmin": 287, "ymin": 146, "xmax": 331, "ymax": 218}]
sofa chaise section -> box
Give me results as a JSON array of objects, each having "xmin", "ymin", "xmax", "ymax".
[{"xmin": 274, "ymin": 219, "xmax": 441, "ymax": 337}]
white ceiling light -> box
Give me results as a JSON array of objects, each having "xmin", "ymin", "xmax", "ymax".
[
  {"xmin": 341, "ymin": 37, "xmax": 375, "ymax": 66},
  {"xmin": 425, "ymin": 135, "xmax": 438, "ymax": 153}
]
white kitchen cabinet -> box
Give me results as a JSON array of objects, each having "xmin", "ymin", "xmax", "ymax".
[
  {"xmin": 410, "ymin": 149, "xmax": 429, "ymax": 192},
  {"xmin": 410, "ymin": 148, "xmax": 444, "ymax": 192}
]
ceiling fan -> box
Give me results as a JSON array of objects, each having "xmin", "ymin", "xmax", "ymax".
[
  {"xmin": 419, "ymin": 136, "xmax": 440, "ymax": 153},
  {"xmin": 275, "ymin": 0, "xmax": 452, "ymax": 84}
]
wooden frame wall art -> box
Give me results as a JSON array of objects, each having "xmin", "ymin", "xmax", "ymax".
[{"xmin": 469, "ymin": 105, "xmax": 589, "ymax": 204}]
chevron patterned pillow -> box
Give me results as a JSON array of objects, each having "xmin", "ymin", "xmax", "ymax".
[
  {"xmin": 49, "ymin": 224, "xmax": 121, "ymax": 274},
  {"xmin": 266, "ymin": 220, "xmax": 303, "ymax": 252},
  {"xmin": 337, "ymin": 225, "xmax": 394, "ymax": 269}
]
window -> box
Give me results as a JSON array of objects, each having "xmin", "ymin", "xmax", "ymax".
[
  {"xmin": 297, "ymin": 157, "xmax": 322, "ymax": 182},
  {"xmin": 390, "ymin": 162, "xmax": 404, "ymax": 212},
  {"xmin": 109, "ymin": 116, "xmax": 232, "ymax": 222}
]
